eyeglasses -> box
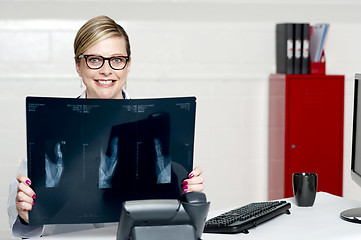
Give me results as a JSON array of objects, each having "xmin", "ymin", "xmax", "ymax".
[{"xmin": 78, "ymin": 55, "xmax": 130, "ymax": 70}]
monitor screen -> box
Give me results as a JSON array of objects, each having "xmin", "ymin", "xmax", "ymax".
[
  {"xmin": 340, "ymin": 73, "xmax": 361, "ymax": 223},
  {"xmin": 351, "ymin": 73, "xmax": 361, "ymax": 186},
  {"xmin": 26, "ymin": 96, "xmax": 196, "ymax": 225}
]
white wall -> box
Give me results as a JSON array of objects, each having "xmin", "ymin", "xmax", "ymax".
[{"xmin": 1, "ymin": 0, "xmax": 361, "ymax": 238}]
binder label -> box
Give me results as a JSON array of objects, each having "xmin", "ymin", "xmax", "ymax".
[
  {"xmin": 295, "ymin": 39, "xmax": 301, "ymax": 59},
  {"xmin": 287, "ymin": 39, "xmax": 293, "ymax": 59},
  {"xmin": 303, "ymin": 40, "xmax": 309, "ymax": 58}
]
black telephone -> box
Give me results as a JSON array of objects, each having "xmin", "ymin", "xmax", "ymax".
[{"xmin": 116, "ymin": 192, "xmax": 210, "ymax": 240}]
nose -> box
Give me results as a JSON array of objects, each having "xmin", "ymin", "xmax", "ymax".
[{"xmin": 99, "ymin": 59, "xmax": 113, "ymax": 75}]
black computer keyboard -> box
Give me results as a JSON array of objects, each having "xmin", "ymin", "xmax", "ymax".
[{"xmin": 204, "ymin": 200, "xmax": 291, "ymax": 234}]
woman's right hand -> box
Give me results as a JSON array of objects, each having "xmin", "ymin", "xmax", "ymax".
[{"xmin": 16, "ymin": 174, "xmax": 36, "ymax": 223}]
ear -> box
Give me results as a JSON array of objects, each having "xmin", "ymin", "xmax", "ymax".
[
  {"xmin": 125, "ymin": 57, "xmax": 132, "ymax": 74},
  {"xmin": 75, "ymin": 59, "xmax": 82, "ymax": 76}
]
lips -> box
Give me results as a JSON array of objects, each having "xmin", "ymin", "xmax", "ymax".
[{"xmin": 94, "ymin": 79, "xmax": 116, "ymax": 87}]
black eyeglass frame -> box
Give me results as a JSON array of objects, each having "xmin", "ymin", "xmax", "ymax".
[{"xmin": 78, "ymin": 54, "xmax": 130, "ymax": 70}]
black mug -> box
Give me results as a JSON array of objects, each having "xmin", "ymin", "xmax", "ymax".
[{"xmin": 292, "ymin": 173, "xmax": 317, "ymax": 207}]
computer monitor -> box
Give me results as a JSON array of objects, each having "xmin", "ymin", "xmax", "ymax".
[{"xmin": 340, "ymin": 73, "xmax": 361, "ymax": 223}]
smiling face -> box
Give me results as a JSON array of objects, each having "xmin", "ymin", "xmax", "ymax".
[{"xmin": 76, "ymin": 36, "xmax": 131, "ymax": 99}]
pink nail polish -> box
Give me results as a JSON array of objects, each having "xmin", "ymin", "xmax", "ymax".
[
  {"xmin": 182, "ymin": 185, "xmax": 188, "ymax": 190},
  {"xmin": 32, "ymin": 194, "xmax": 36, "ymax": 200},
  {"xmin": 189, "ymin": 173, "xmax": 194, "ymax": 178},
  {"xmin": 26, "ymin": 180, "xmax": 31, "ymax": 186},
  {"xmin": 32, "ymin": 201, "xmax": 35, "ymax": 205},
  {"xmin": 183, "ymin": 181, "xmax": 188, "ymax": 185},
  {"xmin": 183, "ymin": 190, "xmax": 188, "ymax": 194}
]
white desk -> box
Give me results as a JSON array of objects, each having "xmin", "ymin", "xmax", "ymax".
[{"xmin": 33, "ymin": 192, "xmax": 361, "ymax": 240}]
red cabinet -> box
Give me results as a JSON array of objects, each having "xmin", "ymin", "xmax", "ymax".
[{"xmin": 268, "ymin": 74, "xmax": 344, "ymax": 199}]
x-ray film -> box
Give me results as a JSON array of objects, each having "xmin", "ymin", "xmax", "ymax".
[{"xmin": 26, "ymin": 96, "xmax": 196, "ymax": 225}]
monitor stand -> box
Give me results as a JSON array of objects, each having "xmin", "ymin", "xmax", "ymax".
[{"xmin": 340, "ymin": 208, "xmax": 361, "ymax": 223}]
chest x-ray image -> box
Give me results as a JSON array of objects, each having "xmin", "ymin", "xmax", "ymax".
[{"xmin": 26, "ymin": 97, "xmax": 196, "ymax": 225}]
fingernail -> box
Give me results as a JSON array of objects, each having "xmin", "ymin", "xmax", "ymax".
[
  {"xmin": 183, "ymin": 181, "xmax": 188, "ymax": 185},
  {"xmin": 32, "ymin": 194, "xmax": 36, "ymax": 200},
  {"xmin": 32, "ymin": 201, "xmax": 35, "ymax": 205},
  {"xmin": 189, "ymin": 173, "xmax": 194, "ymax": 178},
  {"xmin": 26, "ymin": 180, "xmax": 31, "ymax": 186},
  {"xmin": 183, "ymin": 190, "xmax": 188, "ymax": 194},
  {"xmin": 182, "ymin": 185, "xmax": 188, "ymax": 190}
]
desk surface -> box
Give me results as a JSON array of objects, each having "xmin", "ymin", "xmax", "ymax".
[{"xmin": 33, "ymin": 192, "xmax": 361, "ymax": 240}]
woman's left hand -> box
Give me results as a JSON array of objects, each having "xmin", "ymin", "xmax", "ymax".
[{"xmin": 182, "ymin": 167, "xmax": 204, "ymax": 193}]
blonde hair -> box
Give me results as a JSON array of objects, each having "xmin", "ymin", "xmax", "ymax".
[{"xmin": 74, "ymin": 16, "xmax": 131, "ymax": 62}]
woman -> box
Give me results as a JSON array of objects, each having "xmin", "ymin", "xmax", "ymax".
[{"xmin": 8, "ymin": 15, "xmax": 204, "ymax": 238}]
